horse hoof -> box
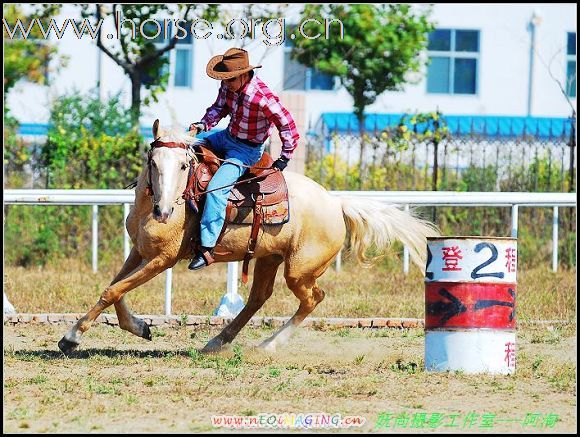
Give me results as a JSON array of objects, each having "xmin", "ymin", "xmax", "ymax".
[
  {"xmin": 142, "ymin": 323, "xmax": 152, "ymax": 341},
  {"xmin": 58, "ymin": 337, "xmax": 79, "ymax": 356},
  {"xmin": 257, "ymin": 341, "xmax": 277, "ymax": 353},
  {"xmin": 201, "ymin": 338, "xmax": 228, "ymax": 354},
  {"xmin": 200, "ymin": 345, "xmax": 222, "ymax": 354}
]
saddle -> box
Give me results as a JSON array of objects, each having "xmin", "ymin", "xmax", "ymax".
[{"xmin": 183, "ymin": 145, "xmax": 290, "ymax": 282}]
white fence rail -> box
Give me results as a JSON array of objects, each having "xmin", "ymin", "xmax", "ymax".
[{"xmin": 4, "ymin": 189, "xmax": 576, "ymax": 315}]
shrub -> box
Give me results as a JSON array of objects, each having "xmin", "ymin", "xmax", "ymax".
[{"xmin": 5, "ymin": 90, "xmax": 146, "ymax": 266}]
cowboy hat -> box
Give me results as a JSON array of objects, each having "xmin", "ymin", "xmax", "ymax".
[{"xmin": 206, "ymin": 48, "xmax": 262, "ymax": 80}]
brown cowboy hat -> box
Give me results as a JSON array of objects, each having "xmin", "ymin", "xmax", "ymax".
[{"xmin": 206, "ymin": 48, "xmax": 262, "ymax": 80}]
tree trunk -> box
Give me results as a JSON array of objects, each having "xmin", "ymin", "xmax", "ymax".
[
  {"xmin": 130, "ymin": 73, "xmax": 141, "ymax": 129},
  {"xmin": 432, "ymin": 139, "xmax": 439, "ymax": 191},
  {"xmin": 568, "ymin": 113, "xmax": 576, "ymax": 235},
  {"xmin": 431, "ymin": 118, "xmax": 441, "ymax": 222},
  {"xmin": 357, "ymin": 114, "xmax": 366, "ymax": 190},
  {"xmin": 432, "ymin": 116, "xmax": 441, "ymax": 192},
  {"xmin": 431, "ymin": 138, "xmax": 439, "ymax": 222}
]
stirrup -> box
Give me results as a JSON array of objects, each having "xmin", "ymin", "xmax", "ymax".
[
  {"xmin": 199, "ymin": 247, "xmax": 215, "ymax": 265},
  {"xmin": 188, "ymin": 247, "xmax": 215, "ymax": 270}
]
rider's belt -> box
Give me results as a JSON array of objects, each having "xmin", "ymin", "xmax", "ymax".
[{"xmin": 235, "ymin": 136, "xmax": 262, "ymax": 147}]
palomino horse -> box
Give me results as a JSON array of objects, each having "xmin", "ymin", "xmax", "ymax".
[{"xmin": 58, "ymin": 120, "xmax": 439, "ymax": 356}]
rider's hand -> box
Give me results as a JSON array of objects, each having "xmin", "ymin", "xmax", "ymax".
[
  {"xmin": 188, "ymin": 122, "xmax": 205, "ymax": 135},
  {"xmin": 272, "ymin": 156, "xmax": 289, "ymax": 171}
]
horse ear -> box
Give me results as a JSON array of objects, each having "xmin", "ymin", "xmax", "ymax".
[{"xmin": 152, "ymin": 119, "xmax": 160, "ymax": 139}]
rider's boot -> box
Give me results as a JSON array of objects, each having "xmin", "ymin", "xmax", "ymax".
[{"xmin": 188, "ymin": 246, "xmax": 215, "ymax": 270}]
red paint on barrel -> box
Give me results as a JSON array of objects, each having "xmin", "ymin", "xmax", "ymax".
[{"xmin": 425, "ymin": 282, "xmax": 516, "ymax": 329}]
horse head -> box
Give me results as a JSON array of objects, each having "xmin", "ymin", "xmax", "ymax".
[{"xmin": 148, "ymin": 119, "xmax": 199, "ymax": 223}]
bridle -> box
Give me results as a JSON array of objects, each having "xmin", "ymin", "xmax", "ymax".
[{"xmin": 146, "ymin": 139, "xmax": 194, "ymax": 202}]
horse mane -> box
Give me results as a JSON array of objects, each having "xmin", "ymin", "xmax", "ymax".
[
  {"xmin": 156, "ymin": 128, "xmax": 205, "ymax": 163},
  {"xmin": 157, "ymin": 129, "xmax": 202, "ymax": 147}
]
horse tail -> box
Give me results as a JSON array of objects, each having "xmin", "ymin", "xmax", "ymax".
[{"xmin": 340, "ymin": 197, "xmax": 440, "ymax": 270}]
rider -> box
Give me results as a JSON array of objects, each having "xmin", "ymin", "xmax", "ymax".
[{"xmin": 188, "ymin": 47, "xmax": 300, "ymax": 271}]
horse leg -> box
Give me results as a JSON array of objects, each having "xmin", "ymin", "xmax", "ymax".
[
  {"xmin": 58, "ymin": 256, "xmax": 170, "ymax": 356},
  {"xmin": 109, "ymin": 248, "xmax": 152, "ymax": 341},
  {"xmin": 201, "ymin": 255, "xmax": 283, "ymax": 353},
  {"xmin": 258, "ymin": 259, "xmax": 333, "ymax": 353},
  {"xmin": 114, "ymin": 297, "xmax": 152, "ymax": 340}
]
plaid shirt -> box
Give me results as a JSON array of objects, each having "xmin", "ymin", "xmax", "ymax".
[{"xmin": 201, "ymin": 75, "xmax": 300, "ymax": 160}]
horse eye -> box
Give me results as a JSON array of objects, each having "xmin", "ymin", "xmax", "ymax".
[
  {"xmin": 181, "ymin": 164, "xmax": 188, "ymax": 171},
  {"xmin": 151, "ymin": 160, "xmax": 157, "ymax": 168}
]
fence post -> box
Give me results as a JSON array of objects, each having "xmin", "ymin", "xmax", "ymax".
[
  {"xmin": 165, "ymin": 268, "xmax": 172, "ymax": 316},
  {"xmin": 123, "ymin": 203, "xmax": 131, "ymax": 260},
  {"xmin": 335, "ymin": 249, "xmax": 342, "ymax": 272},
  {"xmin": 214, "ymin": 262, "xmax": 245, "ymax": 317},
  {"xmin": 92, "ymin": 205, "xmax": 98, "ymax": 273},
  {"xmin": 3, "ymin": 292, "xmax": 16, "ymax": 314},
  {"xmin": 403, "ymin": 204, "xmax": 410, "ymax": 275},
  {"xmin": 227, "ymin": 261, "xmax": 238, "ymax": 295},
  {"xmin": 552, "ymin": 206, "xmax": 559, "ymax": 272},
  {"xmin": 511, "ymin": 205, "xmax": 519, "ymax": 238}
]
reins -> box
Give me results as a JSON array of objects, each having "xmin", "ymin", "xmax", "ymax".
[
  {"xmin": 194, "ymin": 169, "xmax": 278, "ymax": 197},
  {"xmin": 145, "ymin": 139, "xmax": 278, "ymax": 201},
  {"xmin": 189, "ymin": 150, "xmax": 272, "ymax": 171}
]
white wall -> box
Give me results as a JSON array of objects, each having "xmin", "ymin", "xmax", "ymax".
[
  {"xmin": 304, "ymin": 3, "xmax": 577, "ymax": 121},
  {"xmin": 6, "ymin": 3, "xmax": 577, "ymax": 129}
]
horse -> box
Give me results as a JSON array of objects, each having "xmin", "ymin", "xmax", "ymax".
[{"xmin": 58, "ymin": 120, "xmax": 439, "ymax": 356}]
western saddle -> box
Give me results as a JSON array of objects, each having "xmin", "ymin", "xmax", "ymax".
[{"xmin": 183, "ymin": 145, "xmax": 289, "ymax": 283}]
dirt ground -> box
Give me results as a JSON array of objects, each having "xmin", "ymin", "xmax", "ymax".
[{"xmin": 3, "ymin": 321, "xmax": 576, "ymax": 433}]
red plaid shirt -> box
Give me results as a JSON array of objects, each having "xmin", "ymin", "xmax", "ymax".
[{"xmin": 201, "ymin": 75, "xmax": 300, "ymax": 159}]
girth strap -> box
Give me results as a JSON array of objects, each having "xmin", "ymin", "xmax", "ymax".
[{"xmin": 241, "ymin": 193, "xmax": 264, "ymax": 284}]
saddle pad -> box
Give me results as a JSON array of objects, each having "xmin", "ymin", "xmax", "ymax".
[
  {"xmin": 226, "ymin": 199, "xmax": 290, "ymax": 225},
  {"xmin": 226, "ymin": 167, "xmax": 290, "ymax": 225}
]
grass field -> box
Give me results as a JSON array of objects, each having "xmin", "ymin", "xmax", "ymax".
[
  {"xmin": 4, "ymin": 257, "xmax": 576, "ymax": 433},
  {"xmin": 3, "ymin": 322, "xmax": 576, "ymax": 433},
  {"xmin": 3, "ymin": 257, "xmax": 576, "ymax": 321}
]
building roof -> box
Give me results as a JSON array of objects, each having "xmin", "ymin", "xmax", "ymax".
[
  {"xmin": 318, "ymin": 112, "xmax": 575, "ymax": 139},
  {"xmin": 18, "ymin": 123, "xmax": 154, "ymax": 138}
]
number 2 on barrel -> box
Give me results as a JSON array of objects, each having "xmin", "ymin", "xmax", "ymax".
[
  {"xmin": 471, "ymin": 242, "xmax": 505, "ymax": 279},
  {"xmin": 425, "ymin": 245, "xmax": 434, "ymax": 280}
]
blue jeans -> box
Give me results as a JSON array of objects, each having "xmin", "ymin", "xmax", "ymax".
[{"xmin": 199, "ymin": 129, "xmax": 264, "ymax": 247}]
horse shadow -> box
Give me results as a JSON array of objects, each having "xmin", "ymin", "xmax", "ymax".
[{"xmin": 7, "ymin": 348, "xmax": 199, "ymax": 361}]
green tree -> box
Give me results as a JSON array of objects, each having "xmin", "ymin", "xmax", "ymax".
[
  {"xmin": 42, "ymin": 89, "xmax": 143, "ymax": 189},
  {"xmin": 292, "ymin": 4, "xmax": 434, "ymax": 177},
  {"xmin": 3, "ymin": 4, "xmax": 67, "ymax": 97},
  {"xmin": 82, "ymin": 4, "xmax": 220, "ymax": 126},
  {"xmin": 394, "ymin": 111, "xmax": 450, "ymax": 191},
  {"xmin": 3, "ymin": 4, "xmax": 68, "ymax": 189},
  {"xmin": 83, "ymin": 5, "xmax": 286, "ymax": 126}
]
